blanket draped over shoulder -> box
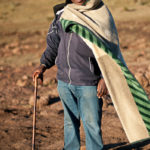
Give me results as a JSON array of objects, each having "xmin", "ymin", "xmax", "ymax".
[{"xmin": 60, "ymin": 0, "xmax": 150, "ymax": 143}]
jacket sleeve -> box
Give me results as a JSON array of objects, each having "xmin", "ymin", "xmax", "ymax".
[{"xmin": 40, "ymin": 16, "xmax": 60, "ymax": 69}]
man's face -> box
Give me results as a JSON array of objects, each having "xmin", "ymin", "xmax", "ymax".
[{"xmin": 71, "ymin": 0, "xmax": 86, "ymax": 5}]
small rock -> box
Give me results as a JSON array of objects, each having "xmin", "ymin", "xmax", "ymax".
[
  {"xmin": 40, "ymin": 110, "xmax": 48, "ymax": 117},
  {"xmin": 12, "ymin": 47, "xmax": 20, "ymax": 54},
  {"xmin": 4, "ymin": 45, "xmax": 9, "ymax": 50},
  {"xmin": 0, "ymin": 66, "xmax": 4, "ymax": 71},
  {"xmin": 0, "ymin": 109, "xmax": 4, "ymax": 115},
  {"xmin": 16, "ymin": 79, "xmax": 27, "ymax": 87},
  {"xmin": 28, "ymin": 62, "xmax": 34, "ymax": 66},
  {"xmin": 29, "ymin": 95, "xmax": 49, "ymax": 107},
  {"xmin": 12, "ymin": 99, "xmax": 20, "ymax": 105},
  {"xmin": 135, "ymin": 72, "xmax": 149, "ymax": 88},
  {"xmin": 43, "ymin": 78, "xmax": 50, "ymax": 86},
  {"xmin": 22, "ymin": 75, "xmax": 28, "ymax": 80},
  {"xmin": 38, "ymin": 96, "xmax": 49, "ymax": 106},
  {"xmin": 9, "ymin": 42, "xmax": 19, "ymax": 48},
  {"xmin": 48, "ymin": 88, "xmax": 59, "ymax": 97},
  {"xmin": 23, "ymin": 45, "xmax": 30, "ymax": 49}
]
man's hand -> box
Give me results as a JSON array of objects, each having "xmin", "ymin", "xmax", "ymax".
[
  {"xmin": 97, "ymin": 78, "xmax": 108, "ymax": 98},
  {"xmin": 32, "ymin": 65, "xmax": 46, "ymax": 85}
]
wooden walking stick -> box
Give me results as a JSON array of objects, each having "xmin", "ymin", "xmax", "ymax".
[{"xmin": 32, "ymin": 76, "xmax": 38, "ymax": 150}]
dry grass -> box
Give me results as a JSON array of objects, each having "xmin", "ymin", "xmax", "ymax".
[
  {"xmin": 0, "ymin": 0, "xmax": 150, "ymax": 49},
  {"xmin": 0, "ymin": 0, "xmax": 149, "ymax": 34},
  {"xmin": 0, "ymin": 0, "xmax": 64, "ymax": 33}
]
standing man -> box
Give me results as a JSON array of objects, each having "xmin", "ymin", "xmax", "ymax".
[{"xmin": 33, "ymin": 0, "xmax": 108, "ymax": 149}]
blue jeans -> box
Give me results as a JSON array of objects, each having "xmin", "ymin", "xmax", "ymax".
[{"xmin": 57, "ymin": 80, "xmax": 103, "ymax": 150}]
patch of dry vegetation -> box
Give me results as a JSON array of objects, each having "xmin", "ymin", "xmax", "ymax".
[
  {"xmin": 104, "ymin": 0, "xmax": 150, "ymax": 21},
  {"xmin": 0, "ymin": 0, "xmax": 64, "ymax": 45}
]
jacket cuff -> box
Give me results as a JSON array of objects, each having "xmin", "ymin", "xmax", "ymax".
[{"xmin": 40, "ymin": 63, "xmax": 47, "ymax": 68}]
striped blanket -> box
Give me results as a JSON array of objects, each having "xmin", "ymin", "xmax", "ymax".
[{"xmin": 60, "ymin": 0, "xmax": 150, "ymax": 143}]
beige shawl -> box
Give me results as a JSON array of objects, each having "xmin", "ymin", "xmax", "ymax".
[{"xmin": 61, "ymin": 0, "xmax": 150, "ymax": 143}]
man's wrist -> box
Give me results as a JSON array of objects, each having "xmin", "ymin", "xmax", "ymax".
[{"xmin": 40, "ymin": 64, "xmax": 47, "ymax": 73}]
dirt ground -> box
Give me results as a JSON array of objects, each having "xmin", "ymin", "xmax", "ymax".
[{"xmin": 0, "ymin": 0, "xmax": 150, "ymax": 150}]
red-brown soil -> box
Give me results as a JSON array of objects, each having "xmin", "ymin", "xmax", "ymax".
[{"xmin": 0, "ymin": 1, "xmax": 150, "ymax": 150}]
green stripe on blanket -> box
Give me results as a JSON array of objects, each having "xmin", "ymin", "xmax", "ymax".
[{"xmin": 61, "ymin": 19, "xmax": 150, "ymax": 135}]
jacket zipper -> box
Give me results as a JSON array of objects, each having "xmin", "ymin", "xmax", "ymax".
[
  {"xmin": 55, "ymin": 56, "xmax": 58, "ymax": 64},
  {"xmin": 67, "ymin": 33, "xmax": 72, "ymax": 84},
  {"xmin": 89, "ymin": 57, "xmax": 92, "ymax": 72}
]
